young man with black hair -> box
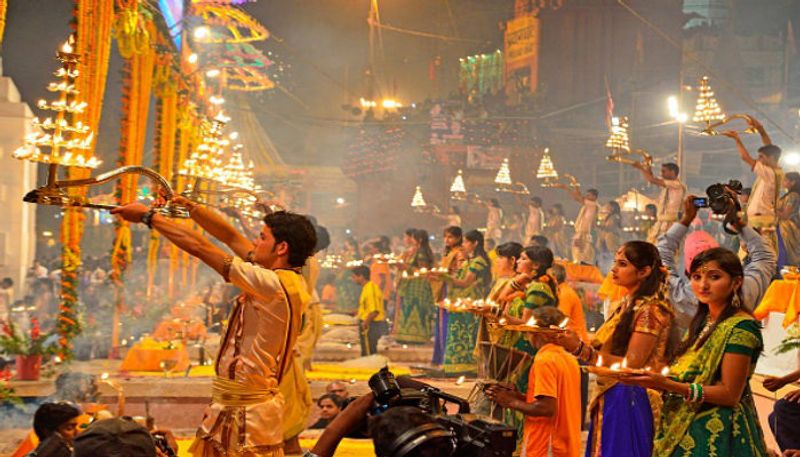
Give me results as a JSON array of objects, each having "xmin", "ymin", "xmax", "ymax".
[
  {"xmin": 112, "ymin": 198, "xmax": 317, "ymax": 457},
  {"xmin": 27, "ymin": 402, "xmax": 82, "ymax": 457},
  {"xmin": 350, "ymin": 265, "xmax": 387, "ymax": 356},
  {"xmin": 723, "ymin": 117, "xmax": 784, "ymax": 245},
  {"xmin": 633, "ymin": 162, "xmax": 686, "ymax": 243}
]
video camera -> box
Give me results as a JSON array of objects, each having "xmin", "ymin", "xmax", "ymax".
[
  {"xmin": 694, "ymin": 179, "xmax": 743, "ymax": 234},
  {"xmin": 367, "ymin": 367, "xmax": 516, "ymax": 457}
]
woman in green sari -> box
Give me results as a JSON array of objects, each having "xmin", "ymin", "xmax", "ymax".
[
  {"xmin": 475, "ymin": 242, "xmax": 523, "ymax": 375},
  {"xmin": 440, "ymin": 229, "xmax": 492, "ymax": 376},
  {"xmin": 497, "ymin": 245, "xmax": 558, "ymax": 358},
  {"xmin": 394, "ymin": 229, "xmax": 435, "ymax": 344},
  {"xmin": 624, "ymin": 247, "xmax": 768, "ymax": 457}
]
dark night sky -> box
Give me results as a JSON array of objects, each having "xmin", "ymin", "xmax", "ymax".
[{"xmin": 2, "ymin": 0, "xmax": 512, "ymax": 168}]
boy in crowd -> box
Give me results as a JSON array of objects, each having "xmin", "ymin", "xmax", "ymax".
[
  {"xmin": 350, "ymin": 265, "xmax": 387, "ymax": 356},
  {"xmin": 486, "ymin": 307, "xmax": 581, "ymax": 457}
]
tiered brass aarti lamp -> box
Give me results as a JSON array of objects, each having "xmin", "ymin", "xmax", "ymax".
[{"xmin": 13, "ymin": 35, "xmax": 187, "ymax": 217}]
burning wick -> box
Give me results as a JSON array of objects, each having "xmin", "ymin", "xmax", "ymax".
[
  {"xmin": 558, "ymin": 318, "xmax": 569, "ymax": 329},
  {"xmin": 54, "ymin": 356, "xmax": 62, "ymax": 364},
  {"xmin": 621, "ymin": 358, "xmax": 628, "ymax": 369},
  {"xmin": 610, "ymin": 362, "xmax": 621, "ymax": 371},
  {"xmin": 525, "ymin": 316, "xmax": 538, "ymax": 327},
  {"xmin": 402, "ymin": 344, "xmax": 408, "ymax": 349},
  {"xmin": 498, "ymin": 318, "xmax": 507, "ymax": 325},
  {"xmin": 661, "ymin": 366, "xmax": 670, "ymax": 376},
  {"xmin": 101, "ymin": 372, "xmax": 109, "ymax": 381},
  {"xmin": 346, "ymin": 343, "xmax": 352, "ymax": 349},
  {"xmin": 596, "ymin": 355, "xmax": 603, "ymax": 367},
  {"xmin": 349, "ymin": 378, "xmax": 357, "ymax": 384},
  {"xmin": 455, "ymin": 375, "xmax": 465, "ymax": 385}
]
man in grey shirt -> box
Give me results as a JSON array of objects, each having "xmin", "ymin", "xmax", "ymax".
[{"xmin": 657, "ymin": 194, "xmax": 776, "ymax": 329}]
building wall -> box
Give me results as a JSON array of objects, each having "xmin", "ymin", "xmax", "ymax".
[{"xmin": 0, "ymin": 68, "xmax": 36, "ymax": 296}]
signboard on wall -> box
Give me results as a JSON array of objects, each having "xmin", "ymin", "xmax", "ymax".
[{"xmin": 504, "ymin": 15, "xmax": 540, "ymax": 95}]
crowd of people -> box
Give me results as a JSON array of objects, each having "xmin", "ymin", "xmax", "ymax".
[{"xmin": 12, "ymin": 115, "xmax": 800, "ymax": 457}]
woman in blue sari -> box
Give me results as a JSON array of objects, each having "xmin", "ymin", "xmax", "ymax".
[
  {"xmin": 554, "ymin": 241, "xmax": 675, "ymax": 457},
  {"xmin": 439, "ymin": 230, "xmax": 492, "ymax": 377}
]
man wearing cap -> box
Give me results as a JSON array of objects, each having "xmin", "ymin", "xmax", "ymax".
[
  {"xmin": 26, "ymin": 402, "xmax": 81, "ymax": 457},
  {"xmin": 112, "ymin": 200, "xmax": 317, "ymax": 457},
  {"xmin": 656, "ymin": 195, "xmax": 776, "ymax": 329}
]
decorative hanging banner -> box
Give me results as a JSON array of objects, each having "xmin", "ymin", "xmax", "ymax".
[{"xmin": 504, "ymin": 14, "xmax": 540, "ymax": 94}]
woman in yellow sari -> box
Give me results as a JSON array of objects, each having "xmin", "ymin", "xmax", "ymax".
[{"xmin": 554, "ymin": 241, "xmax": 674, "ymax": 457}]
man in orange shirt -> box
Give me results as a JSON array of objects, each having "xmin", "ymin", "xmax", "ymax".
[{"xmin": 486, "ymin": 307, "xmax": 581, "ymax": 457}]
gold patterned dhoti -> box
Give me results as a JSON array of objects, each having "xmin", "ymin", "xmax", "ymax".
[{"xmin": 189, "ymin": 377, "xmax": 284, "ymax": 457}]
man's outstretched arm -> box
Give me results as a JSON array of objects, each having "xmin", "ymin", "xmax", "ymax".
[
  {"xmin": 172, "ymin": 196, "xmax": 254, "ymax": 259},
  {"xmin": 112, "ymin": 203, "xmax": 230, "ymax": 278}
]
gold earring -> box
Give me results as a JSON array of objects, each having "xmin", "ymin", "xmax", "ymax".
[{"xmin": 731, "ymin": 294, "xmax": 741, "ymax": 309}]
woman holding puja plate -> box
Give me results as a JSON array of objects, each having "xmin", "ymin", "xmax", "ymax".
[
  {"xmin": 622, "ymin": 247, "xmax": 768, "ymax": 457},
  {"xmin": 553, "ymin": 241, "xmax": 675, "ymax": 457},
  {"xmin": 434, "ymin": 229, "xmax": 491, "ymax": 377}
]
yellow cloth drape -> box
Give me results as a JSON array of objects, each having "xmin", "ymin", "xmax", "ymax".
[{"xmin": 754, "ymin": 273, "xmax": 800, "ymax": 327}]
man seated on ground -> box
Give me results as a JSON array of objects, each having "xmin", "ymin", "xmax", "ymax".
[
  {"xmin": 350, "ymin": 265, "xmax": 387, "ymax": 356},
  {"xmin": 310, "ymin": 394, "xmax": 345, "ymax": 429},
  {"xmin": 486, "ymin": 306, "xmax": 582, "ymax": 457},
  {"xmin": 26, "ymin": 402, "xmax": 82, "ymax": 457},
  {"xmin": 325, "ymin": 381, "xmax": 349, "ymax": 399}
]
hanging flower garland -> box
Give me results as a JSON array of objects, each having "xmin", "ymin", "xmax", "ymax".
[
  {"xmin": 147, "ymin": 62, "xmax": 179, "ymax": 297},
  {"xmin": 0, "ymin": 0, "xmax": 7, "ymax": 47},
  {"xmin": 113, "ymin": 0, "xmax": 152, "ymax": 58},
  {"xmin": 55, "ymin": 0, "xmax": 116, "ymax": 360}
]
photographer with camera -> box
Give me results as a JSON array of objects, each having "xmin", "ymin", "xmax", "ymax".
[
  {"xmin": 306, "ymin": 369, "xmax": 516, "ymax": 457},
  {"xmin": 305, "ymin": 392, "xmax": 459, "ymax": 457},
  {"xmin": 656, "ymin": 193, "xmax": 775, "ymax": 328}
]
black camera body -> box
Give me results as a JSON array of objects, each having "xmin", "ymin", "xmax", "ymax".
[
  {"xmin": 705, "ymin": 179, "xmax": 743, "ymax": 234},
  {"xmin": 368, "ymin": 367, "xmax": 516, "ymax": 457},
  {"xmin": 705, "ymin": 179, "xmax": 742, "ymax": 215}
]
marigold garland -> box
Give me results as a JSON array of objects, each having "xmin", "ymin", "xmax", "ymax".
[{"xmin": 55, "ymin": 0, "xmax": 115, "ymax": 360}]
